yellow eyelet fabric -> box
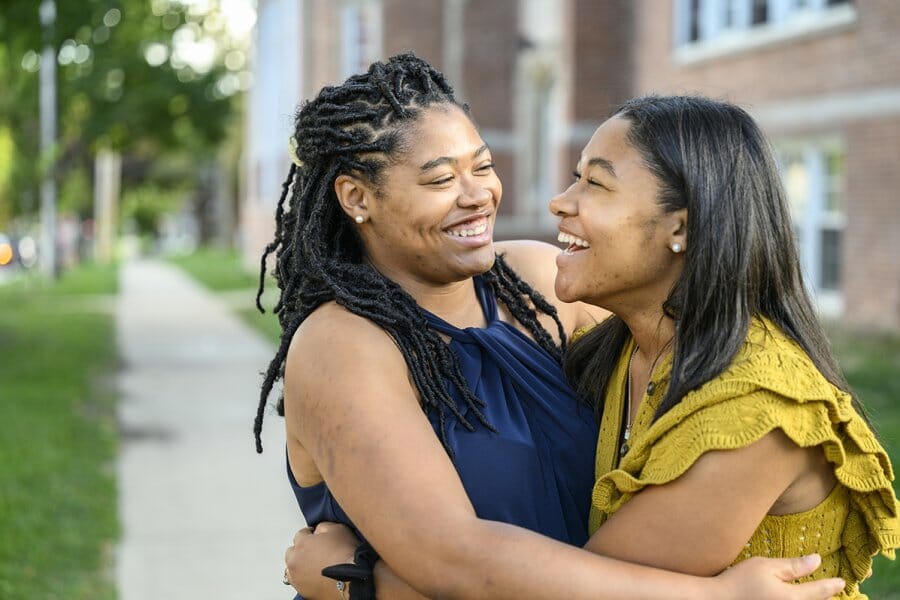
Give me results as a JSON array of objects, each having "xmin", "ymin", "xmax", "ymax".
[{"xmin": 588, "ymin": 318, "xmax": 900, "ymax": 599}]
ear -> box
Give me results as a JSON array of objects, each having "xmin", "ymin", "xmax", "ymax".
[
  {"xmin": 667, "ymin": 208, "xmax": 688, "ymax": 253},
  {"xmin": 334, "ymin": 174, "xmax": 374, "ymax": 223}
]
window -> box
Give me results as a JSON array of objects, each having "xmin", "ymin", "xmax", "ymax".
[
  {"xmin": 777, "ymin": 141, "xmax": 846, "ymax": 313},
  {"xmin": 674, "ymin": 0, "xmax": 854, "ymax": 54}
]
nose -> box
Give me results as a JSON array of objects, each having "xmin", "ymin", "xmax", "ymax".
[
  {"xmin": 549, "ymin": 188, "xmax": 576, "ymax": 217},
  {"xmin": 458, "ymin": 179, "xmax": 493, "ymax": 208}
]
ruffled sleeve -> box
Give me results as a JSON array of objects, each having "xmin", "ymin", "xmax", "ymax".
[{"xmin": 591, "ymin": 322, "xmax": 900, "ymax": 586}]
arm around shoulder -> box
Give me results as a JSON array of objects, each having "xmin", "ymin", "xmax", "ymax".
[
  {"xmin": 586, "ymin": 427, "xmax": 816, "ymax": 575},
  {"xmin": 281, "ymin": 304, "xmax": 710, "ymax": 599}
]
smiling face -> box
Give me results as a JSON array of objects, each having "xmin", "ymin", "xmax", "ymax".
[
  {"xmin": 549, "ymin": 115, "xmax": 686, "ymax": 314},
  {"xmin": 352, "ymin": 104, "xmax": 501, "ymax": 288}
]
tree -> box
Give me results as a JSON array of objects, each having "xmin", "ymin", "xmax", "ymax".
[{"xmin": 0, "ymin": 0, "xmax": 249, "ymax": 235}]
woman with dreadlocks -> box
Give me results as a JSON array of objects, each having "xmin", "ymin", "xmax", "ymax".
[{"xmin": 259, "ymin": 53, "xmax": 844, "ymax": 600}]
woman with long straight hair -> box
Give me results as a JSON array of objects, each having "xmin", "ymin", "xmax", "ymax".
[{"xmin": 558, "ymin": 95, "xmax": 898, "ymax": 598}]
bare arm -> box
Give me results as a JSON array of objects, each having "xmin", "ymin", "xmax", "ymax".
[
  {"xmin": 284, "ymin": 522, "xmax": 844, "ymax": 600},
  {"xmin": 585, "ymin": 428, "xmax": 825, "ymax": 574},
  {"xmin": 283, "ymin": 306, "xmax": 841, "ymax": 600}
]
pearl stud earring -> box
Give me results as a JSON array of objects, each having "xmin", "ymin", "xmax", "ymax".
[
  {"xmin": 671, "ymin": 243, "xmax": 683, "ymax": 253},
  {"xmin": 355, "ymin": 215, "xmax": 365, "ymax": 224}
]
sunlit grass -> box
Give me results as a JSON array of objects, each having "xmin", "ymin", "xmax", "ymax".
[
  {"xmin": 831, "ymin": 326, "xmax": 900, "ymax": 598},
  {"xmin": 0, "ymin": 263, "xmax": 119, "ymax": 600},
  {"xmin": 168, "ymin": 247, "xmax": 281, "ymax": 342}
]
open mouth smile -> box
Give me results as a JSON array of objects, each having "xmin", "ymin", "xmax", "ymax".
[
  {"xmin": 446, "ymin": 218, "xmax": 489, "ymax": 238},
  {"xmin": 557, "ymin": 231, "xmax": 590, "ymax": 255}
]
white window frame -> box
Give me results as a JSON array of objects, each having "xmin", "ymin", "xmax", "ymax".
[
  {"xmin": 673, "ymin": 0, "xmax": 856, "ymax": 64},
  {"xmin": 775, "ymin": 138, "xmax": 846, "ymax": 317}
]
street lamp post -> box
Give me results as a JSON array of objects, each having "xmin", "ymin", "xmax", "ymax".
[{"xmin": 39, "ymin": 0, "xmax": 57, "ymax": 278}]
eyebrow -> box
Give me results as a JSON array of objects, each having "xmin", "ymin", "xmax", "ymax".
[
  {"xmin": 419, "ymin": 144, "xmax": 489, "ymax": 172},
  {"xmin": 586, "ymin": 157, "xmax": 618, "ymax": 178}
]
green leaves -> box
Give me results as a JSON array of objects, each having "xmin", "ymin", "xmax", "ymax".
[{"xmin": 0, "ymin": 0, "xmax": 247, "ymax": 221}]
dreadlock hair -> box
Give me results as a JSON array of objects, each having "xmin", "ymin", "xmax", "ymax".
[
  {"xmin": 254, "ymin": 52, "xmax": 566, "ymax": 454},
  {"xmin": 565, "ymin": 95, "xmax": 871, "ymax": 429}
]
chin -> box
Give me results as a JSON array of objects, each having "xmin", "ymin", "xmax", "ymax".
[
  {"xmin": 463, "ymin": 245, "xmax": 496, "ymax": 274},
  {"xmin": 554, "ymin": 278, "xmax": 580, "ymax": 304}
]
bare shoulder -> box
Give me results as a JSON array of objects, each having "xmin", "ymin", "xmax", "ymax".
[
  {"xmin": 289, "ymin": 301, "xmax": 399, "ymax": 356},
  {"xmin": 284, "ymin": 302, "xmax": 412, "ymax": 413},
  {"xmin": 494, "ymin": 239, "xmax": 560, "ymax": 298},
  {"xmin": 495, "ymin": 240, "xmax": 610, "ymax": 333}
]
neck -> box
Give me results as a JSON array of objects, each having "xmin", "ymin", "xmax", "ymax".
[
  {"xmin": 619, "ymin": 305, "xmax": 675, "ymax": 365},
  {"xmin": 370, "ymin": 261, "xmax": 484, "ymax": 325}
]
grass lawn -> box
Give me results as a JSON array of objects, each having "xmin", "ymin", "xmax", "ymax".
[
  {"xmin": 168, "ymin": 248, "xmax": 282, "ymax": 342},
  {"xmin": 0, "ymin": 262, "xmax": 120, "ymax": 600},
  {"xmin": 832, "ymin": 326, "xmax": 900, "ymax": 598},
  {"xmin": 171, "ymin": 248, "xmax": 900, "ymax": 595}
]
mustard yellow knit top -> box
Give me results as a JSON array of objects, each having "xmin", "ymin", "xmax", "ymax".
[{"xmin": 586, "ymin": 318, "xmax": 900, "ymax": 599}]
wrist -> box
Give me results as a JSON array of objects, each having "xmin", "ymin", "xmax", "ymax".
[
  {"xmin": 335, "ymin": 555, "xmax": 353, "ymax": 600},
  {"xmin": 702, "ymin": 573, "xmax": 730, "ymax": 600},
  {"xmin": 322, "ymin": 541, "xmax": 380, "ymax": 600}
]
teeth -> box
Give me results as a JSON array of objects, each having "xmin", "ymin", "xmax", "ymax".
[
  {"xmin": 448, "ymin": 221, "xmax": 488, "ymax": 238},
  {"xmin": 557, "ymin": 231, "xmax": 590, "ymax": 248}
]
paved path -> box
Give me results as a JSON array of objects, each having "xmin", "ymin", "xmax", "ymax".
[{"xmin": 115, "ymin": 259, "xmax": 301, "ymax": 600}]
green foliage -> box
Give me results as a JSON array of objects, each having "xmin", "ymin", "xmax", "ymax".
[
  {"xmin": 58, "ymin": 165, "xmax": 92, "ymax": 217},
  {"xmin": 0, "ymin": 0, "xmax": 245, "ymax": 220},
  {"xmin": 830, "ymin": 327, "xmax": 900, "ymax": 598},
  {"xmin": 0, "ymin": 262, "xmax": 119, "ymax": 600},
  {"xmin": 121, "ymin": 184, "xmax": 183, "ymax": 236},
  {"xmin": 0, "ymin": 125, "xmax": 13, "ymax": 228},
  {"xmin": 168, "ymin": 247, "xmax": 257, "ymax": 290}
]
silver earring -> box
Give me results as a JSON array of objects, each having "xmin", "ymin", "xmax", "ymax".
[
  {"xmin": 354, "ymin": 215, "xmax": 365, "ymax": 224},
  {"xmin": 671, "ymin": 243, "xmax": 683, "ymax": 253}
]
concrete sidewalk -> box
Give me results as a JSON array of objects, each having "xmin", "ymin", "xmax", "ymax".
[{"xmin": 115, "ymin": 259, "xmax": 302, "ymax": 600}]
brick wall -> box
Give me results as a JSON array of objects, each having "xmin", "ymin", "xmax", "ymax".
[
  {"xmin": 631, "ymin": 1, "xmax": 900, "ymax": 103},
  {"xmin": 572, "ymin": 0, "xmax": 634, "ymax": 122},
  {"xmin": 844, "ymin": 117, "xmax": 900, "ymax": 328},
  {"xmin": 461, "ymin": 0, "xmax": 519, "ymax": 213},
  {"xmin": 563, "ymin": 0, "xmax": 635, "ymax": 203},
  {"xmin": 460, "ymin": 0, "xmax": 518, "ymax": 130},
  {"xmin": 382, "ymin": 0, "xmax": 444, "ymax": 67},
  {"xmin": 304, "ymin": 0, "xmax": 342, "ymax": 95},
  {"xmin": 625, "ymin": 0, "xmax": 900, "ymax": 328}
]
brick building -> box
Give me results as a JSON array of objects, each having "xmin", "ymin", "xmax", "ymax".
[{"xmin": 242, "ymin": 0, "xmax": 900, "ymax": 328}]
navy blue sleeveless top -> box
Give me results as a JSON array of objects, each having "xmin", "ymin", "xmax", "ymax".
[{"xmin": 287, "ymin": 276, "xmax": 598, "ymax": 575}]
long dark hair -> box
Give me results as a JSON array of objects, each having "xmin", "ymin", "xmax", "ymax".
[
  {"xmin": 565, "ymin": 95, "xmax": 866, "ymax": 423},
  {"xmin": 254, "ymin": 52, "xmax": 565, "ymax": 453}
]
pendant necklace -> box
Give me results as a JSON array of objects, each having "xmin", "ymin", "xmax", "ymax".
[
  {"xmin": 620, "ymin": 341, "xmax": 668, "ymax": 459},
  {"xmin": 620, "ymin": 346, "xmax": 638, "ymax": 458}
]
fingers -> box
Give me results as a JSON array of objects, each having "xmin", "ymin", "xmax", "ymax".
[
  {"xmin": 778, "ymin": 554, "xmax": 822, "ymax": 581},
  {"xmin": 286, "ymin": 527, "xmax": 312, "ymax": 569},
  {"xmin": 792, "ymin": 577, "xmax": 845, "ymax": 600},
  {"xmin": 774, "ymin": 555, "xmax": 844, "ymax": 600},
  {"xmin": 313, "ymin": 521, "xmax": 348, "ymax": 534},
  {"xmin": 293, "ymin": 526, "xmax": 314, "ymax": 545}
]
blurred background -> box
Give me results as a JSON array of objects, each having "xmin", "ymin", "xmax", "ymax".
[{"xmin": 1, "ymin": 0, "xmax": 898, "ymax": 599}]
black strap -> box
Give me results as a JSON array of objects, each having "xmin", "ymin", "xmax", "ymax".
[{"xmin": 322, "ymin": 541, "xmax": 379, "ymax": 600}]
